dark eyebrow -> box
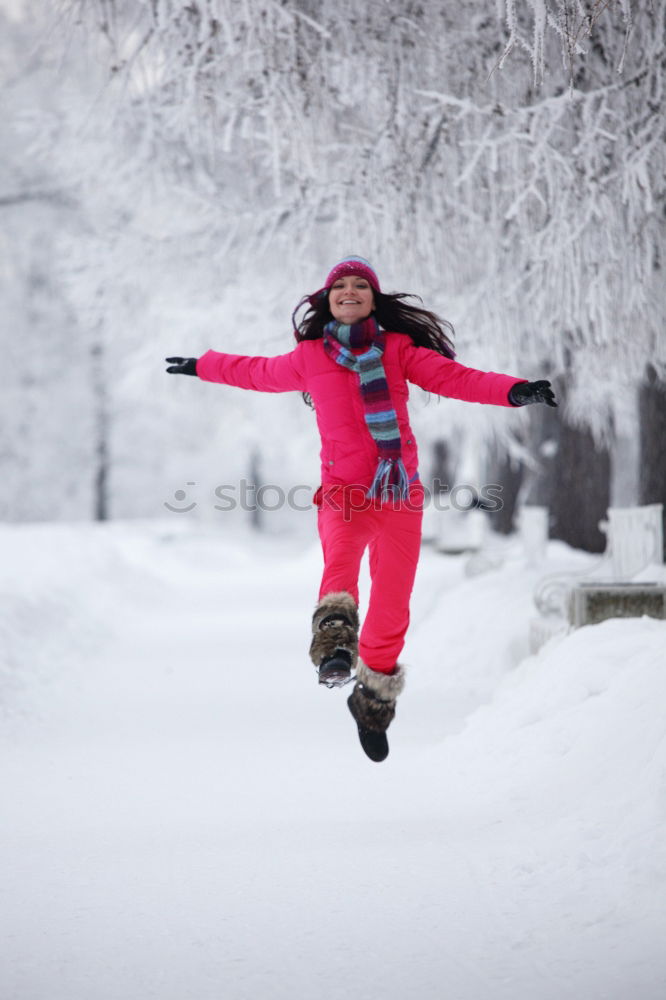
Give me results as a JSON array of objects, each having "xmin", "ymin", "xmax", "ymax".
[{"xmin": 332, "ymin": 277, "xmax": 369, "ymax": 287}]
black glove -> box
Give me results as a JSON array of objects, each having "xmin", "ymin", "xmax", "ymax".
[
  {"xmin": 166, "ymin": 357, "xmax": 198, "ymax": 376},
  {"xmin": 508, "ymin": 380, "xmax": 557, "ymax": 407}
]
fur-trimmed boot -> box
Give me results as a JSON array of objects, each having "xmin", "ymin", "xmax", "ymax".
[
  {"xmin": 347, "ymin": 660, "xmax": 405, "ymax": 762},
  {"xmin": 309, "ymin": 591, "xmax": 359, "ymax": 688}
]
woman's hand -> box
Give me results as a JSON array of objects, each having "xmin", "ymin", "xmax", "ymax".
[
  {"xmin": 509, "ymin": 380, "xmax": 557, "ymax": 407},
  {"xmin": 165, "ymin": 357, "xmax": 198, "ymax": 376}
]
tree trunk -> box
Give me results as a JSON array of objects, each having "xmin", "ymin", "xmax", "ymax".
[
  {"xmin": 485, "ymin": 441, "xmax": 524, "ymax": 535},
  {"xmin": 638, "ymin": 364, "xmax": 666, "ymax": 559},
  {"xmin": 522, "ymin": 403, "xmax": 561, "ymax": 508},
  {"xmin": 430, "ymin": 439, "xmax": 454, "ymax": 495},
  {"xmin": 91, "ymin": 336, "xmax": 109, "ymax": 522},
  {"xmin": 248, "ymin": 449, "xmax": 263, "ymax": 532},
  {"xmin": 550, "ymin": 416, "xmax": 611, "ymax": 553},
  {"xmin": 520, "ymin": 384, "xmax": 611, "ymax": 554}
]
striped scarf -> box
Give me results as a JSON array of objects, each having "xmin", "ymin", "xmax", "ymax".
[{"xmin": 323, "ymin": 316, "xmax": 409, "ymax": 500}]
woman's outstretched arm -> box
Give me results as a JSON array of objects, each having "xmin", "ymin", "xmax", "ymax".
[
  {"xmin": 399, "ymin": 339, "xmax": 556, "ymax": 407},
  {"xmin": 166, "ymin": 344, "xmax": 306, "ymax": 393}
]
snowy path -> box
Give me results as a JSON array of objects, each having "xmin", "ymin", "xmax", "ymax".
[{"xmin": 2, "ymin": 522, "xmax": 666, "ymax": 1000}]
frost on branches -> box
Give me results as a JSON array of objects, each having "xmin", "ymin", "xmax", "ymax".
[
  {"xmin": 58, "ymin": 1, "xmax": 664, "ymax": 427},
  {"xmin": 3, "ymin": 1, "xmax": 663, "ymax": 525},
  {"xmin": 495, "ymin": 0, "xmax": 634, "ymax": 84}
]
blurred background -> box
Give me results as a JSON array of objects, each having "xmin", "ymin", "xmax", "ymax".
[{"xmin": 1, "ymin": 0, "xmax": 664, "ymax": 551}]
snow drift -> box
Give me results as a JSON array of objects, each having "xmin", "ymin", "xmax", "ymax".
[{"xmin": 1, "ymin": 520, "xmax": 665, "ymax": 1000}]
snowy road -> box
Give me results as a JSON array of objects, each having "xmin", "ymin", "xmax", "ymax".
[{"xmin": 2, "ymin": 521, "xmax": 665, "ymax": 1000}]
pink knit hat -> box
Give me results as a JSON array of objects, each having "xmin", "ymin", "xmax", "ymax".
[{"xmin": 323, "ymin": 255, "xmax": 381, "ymax": 293}]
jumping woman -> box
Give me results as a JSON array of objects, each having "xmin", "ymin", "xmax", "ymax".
[{"xmin": 166, "ymin": 255, "xmax": 556, "ymax": 762}]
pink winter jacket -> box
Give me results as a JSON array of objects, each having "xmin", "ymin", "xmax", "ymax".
[{"xmin": 196, "ymin": 334, "xmax": 523, "ymax": 491}]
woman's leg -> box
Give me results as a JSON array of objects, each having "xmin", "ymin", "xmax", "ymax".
[
  {"xmin": 358, "ymin": 504, "xmax": 423, "ymax": 673},
  {"xmin": 310, "ymin": 501, "xmax": 375, "ymax": 683},
  {"xmin": 317, "ymin": 502, "xmax": 374, "ymax": 604}
]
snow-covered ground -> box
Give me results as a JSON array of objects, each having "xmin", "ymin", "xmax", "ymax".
[{"xmin": 1, "ymin": 519, "xmax": 665, "ymax": 1000}]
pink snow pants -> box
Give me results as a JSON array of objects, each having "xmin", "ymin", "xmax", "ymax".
[{"xmin": 315, "ymin": 485, "xmax": 424, "ymax": 674}]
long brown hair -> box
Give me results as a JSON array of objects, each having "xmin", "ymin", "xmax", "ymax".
[{"xmin": 294, "ymin": 290, "xmax": 456, "ymax": 359}]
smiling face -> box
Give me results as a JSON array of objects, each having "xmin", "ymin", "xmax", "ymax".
[{"xmin": 328, "ymin": 274, "xmax": 375, "ymax": 325}]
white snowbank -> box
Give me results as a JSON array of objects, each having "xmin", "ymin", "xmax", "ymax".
[{"xmin": 1, "ymin": 521, "xmax": 665, "ymax": 1000}]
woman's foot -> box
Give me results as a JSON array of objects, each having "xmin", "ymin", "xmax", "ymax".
[
  {"xmin": 309, "ymin": 592, "xmax": 359, "ymax": 687},
  {"xmin": 318, "ymin": 649, "xmax": 353, "ymax": 688},
  {"xmin": 347, "ymin": 661, "xmax": 405, "ymax": 762}
]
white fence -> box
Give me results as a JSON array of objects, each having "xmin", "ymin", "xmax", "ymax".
[
  {"xmin": 530, "ymin": 502, "xmax": 664, "ymax": 652},
  {"xmin": 599, "ymin": 504, "xmax": 664, "ymax": 579}
]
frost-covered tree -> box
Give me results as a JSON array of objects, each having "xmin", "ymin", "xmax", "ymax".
[
  {"xmin": 0, "ymin": 6, "xmax": 96, "ymax": 522},
  {"xmin": 3, "ymin": 0, "xmax": 664, "ymax": 542},
  {"xmin": 487, "ymin": 1, "xmax": 665, "ymax": 549},
  {"xmin": 58, "ymin": 0, "xmax": 663, "ymax": 388}
]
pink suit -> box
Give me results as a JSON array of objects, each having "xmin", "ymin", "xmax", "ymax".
[{"xmin": 197, "ymin": 334, "xmax": 522, "ymax": 671}]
